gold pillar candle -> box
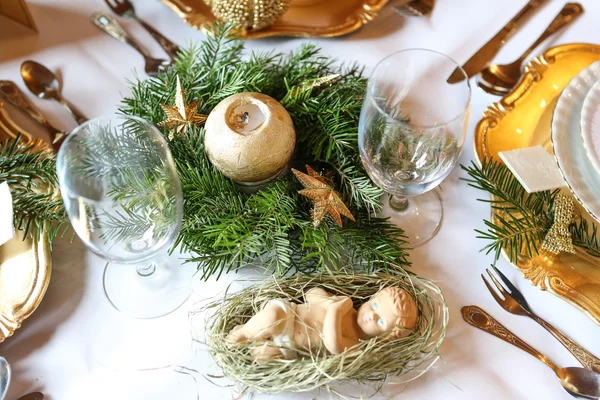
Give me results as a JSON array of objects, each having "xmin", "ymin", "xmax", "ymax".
[{"xmin": 204, "ymin": 92, "xmax": 296, "ymax": 183}]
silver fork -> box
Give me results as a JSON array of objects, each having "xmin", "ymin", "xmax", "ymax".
[
  {"xmin": 92, "ymin": 12, "xmax": 168, "ymax": 76},
  {"xmin": 483, "ymin": 265, "xmax": 600, "ymax": 373},
  {"xmin": 104, "ymin": 0, "xmax": 180, "ymax": 61}
]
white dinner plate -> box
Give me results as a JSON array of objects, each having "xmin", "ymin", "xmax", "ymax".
[
  {"xmin": 552, "ymin": 61, "xmax": 600, "ymax": 223},
  {"xmin": 581, "ymin": 78, "xmax": 600, "ymax": 175}
]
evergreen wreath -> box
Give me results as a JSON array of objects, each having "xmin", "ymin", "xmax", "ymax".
[{"xmin": 7, "ymin": 24, "xmax": 411, "ymax": 279}]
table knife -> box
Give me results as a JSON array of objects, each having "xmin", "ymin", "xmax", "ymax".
[{"xmin": 448, "ymin": 0, "xmax": 549, "ymax": 83}]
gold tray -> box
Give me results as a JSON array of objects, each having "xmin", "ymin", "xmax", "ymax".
[
  {"xmin": 473, "ymin": 43, "xmax": 600, "ymax": 326},
  {"xmin": 0, "ymin": 102, "xmax": 52, "ymax": 342},
  {"xmin": 161, "ymin": 0, "xmax": 389, "ymax": 39},
  {"xmin": 0, "ymin": 229, "xmax": 51, "ymax": 342}
]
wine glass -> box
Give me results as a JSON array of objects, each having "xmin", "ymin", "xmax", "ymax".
[
  {"xmin": 57, "ymin": 115, "xmax": 190, "ymax": 318},
  {"xmin": 359, "ymin": 49, "xmax": 471, "ymax": 247}
]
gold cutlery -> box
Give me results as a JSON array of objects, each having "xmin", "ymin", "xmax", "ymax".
[
  {"xmin": 17, "ymin": 393, "xmax": 44, "ymax": 400},
  {"xmin": 482, "ymin": 265, "xmax": 600, "ymax": 373},
  {"xmin": 462, "ymin": 305, "xmax": 600, "ymax": 399},
  {"xmin": 91, "ymin": 12, "xmax": 169, "ymax": 76},
  {"xmin": 478, "ymin": 3, "xmax": 584, "ymax": 96},
  {"xmin": 448, "ymin": 0, "xmax": 548, "ymax": 83},
  {"xmin": 103, "ymin": 0, "xmax": 180, "ymax": 61},
  {"xmin": 394, "ymin": 0, "xmax": 433, "ymax": 17},
  {"xmin": 0, "ymin": 80, "xmax": 65, "ymax": 145},
  {"xmin": 21, "ymin": 60, "xmax": 88, "ymax": 125}
]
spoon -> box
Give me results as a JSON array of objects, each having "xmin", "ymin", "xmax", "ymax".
[
  {"xmin": 0, "ymin": 357, "xmax": 10, "ymax": 400},
  {"xmin": 20, "ymin": 60, "xmax": 88, "ymax": 125},
  {"xmin": 17, "ymin": 393, "xmax": 44, "ymax": 400},
  {"xmin": 478, "ymin": 3, "xmax": 583, "ymax": 96},
  {"xmin": 463, "ymin": 306, "xmax": 600, "ymax": 399}
]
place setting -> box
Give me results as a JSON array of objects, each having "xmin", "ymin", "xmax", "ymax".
[{"xmin": 1, "ymin": 0, "xmax": 600, "ymax": 399}]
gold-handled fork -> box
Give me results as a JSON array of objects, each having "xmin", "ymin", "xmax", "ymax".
[
  {"xmin": 104, "ymin": 0, "xmax": 180, "ymax": 61},
  {"xmin": 482, "ymin": 265, "xmax": 600, "ymax": 373}
]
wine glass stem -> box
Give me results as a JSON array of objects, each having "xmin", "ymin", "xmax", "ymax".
[
  {"xmin": 389, "ymin": 194, "xmax": 409, "ymax": 212},
  {"xmin": 137, "ymin": 263, "xmax": 156, "ymax": 277}
]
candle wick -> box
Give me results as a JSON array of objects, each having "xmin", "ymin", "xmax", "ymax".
[{"xmin": 240, "ymin": 112, "xmax": 249, "ymax": 123}]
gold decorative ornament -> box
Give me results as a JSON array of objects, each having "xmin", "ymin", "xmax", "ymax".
[
  {"xmin": 161, "ymin": 0, "xmax": 388, "ymax": 40},
  {"xmin": 286, "ymin": 74, "xmax": 341, "ymax": 99},
  {"xmin": 204, "ymin": 92, "xmax": 296, "ymax": 183},
  {"xmin": 292, "ymin": 165, "xmax": 355, "ymax": 227},
  {"xmin": 202, "ymin": 0, "xmax": 289, "ymax": 30},
  {"xmin": 541, "ymin": 194, "xmax": 577, "ymax": 255},
  {"xmin": 473, "ymin": 43, "xmax": 600, "ymax": 326},
  {"xmin": 158, "ymin": 76, "xmax": 207, "ymax": 140}
]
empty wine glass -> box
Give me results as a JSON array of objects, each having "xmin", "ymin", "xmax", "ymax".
[
  {"xmin": 57, "ymin": 115, "xmax": 190, "ymax": 318},
  {"xmin": 359, "ymin": 49, "xmax": 471, "ymax": 247}
]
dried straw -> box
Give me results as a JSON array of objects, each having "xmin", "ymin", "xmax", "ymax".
[{"xmin": 201, "ymin": 269, "xmax": 448, "ymax": 395}]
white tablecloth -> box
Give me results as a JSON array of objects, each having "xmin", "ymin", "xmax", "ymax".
[{"xmin": 1, "ymin": 0, "xmax": 600, "ymax": 399}]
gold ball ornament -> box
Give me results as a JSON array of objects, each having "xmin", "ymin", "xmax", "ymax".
[
  {"xmin": 204, "ymin": 92, "xmax": 296, "ymax": 183},
  {"xmin": 203, "ymin": 0, "xmax": 289, "ymax": 30}
]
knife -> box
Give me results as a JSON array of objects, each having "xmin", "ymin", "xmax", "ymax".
[{"xmin": 448, "ymin": 0, "xmax": 549, "ymax": 83}]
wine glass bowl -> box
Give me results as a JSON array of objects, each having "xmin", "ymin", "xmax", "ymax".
[
  {"xmin": 57, "ymin": 115, "xmax": 190, "ymax": 318},
  {"xmin": 359, "ymin": 49, "xmax": 471, "ymax": 246}
]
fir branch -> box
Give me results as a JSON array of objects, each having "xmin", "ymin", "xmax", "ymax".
[
  {"xmin": 0, "ymin": 137, "xmax": 68, "ymax": 243},
  {"xmin": 571, "ymin": 217, "xmax": 600, "ymax": 258},
  {"xmin": 461, "ymin": 159, "xmax": 555, "ymax": 264}
]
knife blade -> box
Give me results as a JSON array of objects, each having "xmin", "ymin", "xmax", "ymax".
[{"xmin": 448, "ymin": 0, "xmax": 549, "ymax": 83}]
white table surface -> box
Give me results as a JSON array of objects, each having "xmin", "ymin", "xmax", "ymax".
[{"xmin": 1, "ymin": 0, "xmax": 600, "ymax": 399}]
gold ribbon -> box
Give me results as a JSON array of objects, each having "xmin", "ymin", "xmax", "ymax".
[{"xmin": 541, "ymin": 194, "xmax": 577, "ymax": 255}]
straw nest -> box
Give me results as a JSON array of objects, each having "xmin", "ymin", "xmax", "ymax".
[{"xmin": 202, "ymin": 270, "xmax": 448, "ymax": 394}]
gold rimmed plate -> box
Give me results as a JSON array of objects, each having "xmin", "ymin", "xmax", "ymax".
[
  {"xmin": 0, "ymin": 103, "xmax": 52, "ymax": 343},
  {"xmin": 161, "ymin": 0, "xmax": 389, "ymax": 39},
  {"xmin": 473, "ymin": 43, "xmax": 600, "ymax": 326}
]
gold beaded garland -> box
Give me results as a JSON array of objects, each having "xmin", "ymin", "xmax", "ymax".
[
  {"xmin": 204, "ymin": 0, "xmax": 289, "ymax": 30},
  {"xmin": 541, "ymin": 194, "xmax": 577, "ymax": 255}
]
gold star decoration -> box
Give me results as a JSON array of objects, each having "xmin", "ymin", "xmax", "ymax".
[
  {"xmin": 158, "ymin": 76, "xmax": 207, "ymax": 140},
  {"xmin": 292, "ymin": 165, "xmax": 355, "ymax": 228}
]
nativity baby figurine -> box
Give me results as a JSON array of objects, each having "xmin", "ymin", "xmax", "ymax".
[{"xmin": 226, "ymin": 286, "xmax": 418, "ymax": 363}]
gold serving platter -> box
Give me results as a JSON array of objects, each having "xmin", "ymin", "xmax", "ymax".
[
  {"xmin": 161, "ymin": 0, "xmax": 389, "ymax": 39},
  {"xmin": 0, "ymin": 102, "xmax": 52, "ymax": 342},
  {"xmin": 474, "ymin": 43, "xmax": 600, "ymax": 326}
]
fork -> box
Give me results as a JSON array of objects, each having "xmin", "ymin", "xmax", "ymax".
[
  {"xmin": 482, "ymin": 265, "xmax": 600, "ymax": 373},
  {"xmin": 394, "ymin": 0, "xmax": 434, "ymax": 17},
  {"xmin": 92, "ymin": 12, "xmax": 168, "ymax": 76},
  {"xmin": 104, "ymin": 0, "xmax": 180, "ymax": 61}
]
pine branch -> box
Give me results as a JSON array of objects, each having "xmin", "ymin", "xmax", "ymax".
[
  {"xmin": 571, "ymin": 217, "xmax": 600, "ymax": 258},
  {"xmin": 461, "ymin": 159, "xmax": 555, "ymax": 264},
  {"xmin": 0, "ymin": 137, "xmax": 68, "ymax": 243}
]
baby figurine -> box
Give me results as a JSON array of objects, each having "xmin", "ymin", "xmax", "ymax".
[{"xmin": 226, "ymin": 286, "xmax": 418, "ymax": 363}]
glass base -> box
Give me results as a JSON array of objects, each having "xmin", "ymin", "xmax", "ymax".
[
  {"xmin": 381, "ymin": 189, "xmax": 443, "ymax": 247},
  {"xmin": 102, "ymin": 257, "xmax": 193, "ymax": 319}
]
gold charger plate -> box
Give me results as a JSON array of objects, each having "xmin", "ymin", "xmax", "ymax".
[
  {"xmin": 161, "ymin": 0, "xmax": 389, "ymax": 39},
  {"xmin": 0, "ymin": 102, "xmax": 52, "ymax": 342},
  {"xmin": 473, "ymin": 43, "xmax": 600, "ymax": 326}
]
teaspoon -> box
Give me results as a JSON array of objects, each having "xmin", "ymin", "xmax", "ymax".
[
  {"xmin": 0, "ymin": 357, "xmax": 10, "ymax": 400},
  {"xmin": 463, "ymin": 306, "xmax": 600, "ymax": 399},
  {"xmin": 478, "ymin": 3, "xmax": 583, "ymax": 95},
  {"xmin": 20, "ymin": 60, "xmax": 88, "ymax": 125},
  {"xmin": 17, "ymin": 393, "xmax": 44, "ymax": 400}
]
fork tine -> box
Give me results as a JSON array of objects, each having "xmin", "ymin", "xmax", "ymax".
[
  {"xmin": 486, "ymin": 268, "xmax": 509, "ymax": 296},
  {"xmin": 481, "ymin": 273, "xmax": 505, "ymax": 304},
  {"xmin": 104, "ymin": 0, "xmax": 117, "ymax": 10},
  {"xmin": 491, "ymin": 265, "xmax": 531, "ymax": 309}
]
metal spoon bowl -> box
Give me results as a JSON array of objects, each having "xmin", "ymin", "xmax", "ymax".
[{"xmin": 21, "ymin": 60, "xmax": 88, "ymax": 125}]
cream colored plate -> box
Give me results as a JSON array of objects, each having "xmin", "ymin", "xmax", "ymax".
[
  {"xmin": 161, "ymin": 0, "xmax": 389, "ymax": 39},
  {"xmin": 552, "ymin": 61, "xmax": 600, "ymax": 223},
  {"xmin": 473, "ymin": 43, "xmax": 600, "ymax": 326},
  {"xmin": 580, "ymin": 79, "xmax": 600, "ymax": 175},
  {"xmin": 0, "ymin": 229, "xmax": 51, "ymax": 342}
]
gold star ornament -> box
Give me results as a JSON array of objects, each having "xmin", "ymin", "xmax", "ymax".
[
  {"xmin": 292, "ymin": 165, "xmax": 355, "ymax": 228},
  {"xmin": 158, "ymin": 76, "xmax": 207, "ymax": 140}
]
